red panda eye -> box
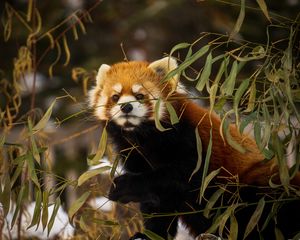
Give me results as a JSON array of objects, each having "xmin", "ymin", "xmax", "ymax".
[
  {"xmin": 111, "ymin": 94, "xmax": 120, "ymax": 102},
  {"xmin": 135, "ymin": 93, "xmax": 144, "ymax": 100}
]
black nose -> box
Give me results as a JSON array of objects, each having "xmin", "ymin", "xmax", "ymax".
[{"xmin": 120, "ymin": 103, "xmax": 133, "ymax": 114}]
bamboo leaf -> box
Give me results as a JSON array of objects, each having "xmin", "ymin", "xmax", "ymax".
[
  {"xmin": 42, "ymin": 191, "xmax": 49, "ymax": 230},
  {"xmin": 28, "ymin": 188, "xmax": 42, "ymax": 229},
  {"xmin": 230, "ymin": 0, "xmax": 245, "ymax": 38},
  {"xmin": 78, "ymin": 166, "xmax": 111, "ymax": 186},
  {"xmin": 165, "ymin": 102, "xmax": 179, "ymax": 125},
  {"xmin": 243, "ymin": 197, "xmax": 265, "ymax": 239},
  {"xmin": 163, "ymin": 45, "xmax": 210, "ymax": 82},
  {"xmin": 33, "ymin": 99, "xmax": 56, "ymax": 133},
  {"xmin": 199, "ymin": 129, "xmax": 213, "ymax": 204},
  {"xmin": 12, "ymin": 183, "xmax": 29, "ymax": 228},
  {"xmin": 48, "ymin": 198, "xmax": 61, "ymax": 236},
  {"xmin": 221, "ymin": 60, "xmax": 238, "ymax": 96},
  {"xmin": 144, "ymin": 229, "xmax": 165, "ymax": 240},
  {"xmin": 196, "ymin": 52, "xmax": 213, "ymax": 92},
  {"xmin": 229, "ymin": 213, "xmax": 238, "ymax": 240},
  {"xmin": 245, "ymin": 81, "xmax": 257, "ymax": 112},
  {"xmin": 189, "ymin": 128, "xmax": 203, "ymax": 181},
  {"xmin": 169, "ymin": 42, "xmax": 191, "ymax": 58},
  {"xmin": 79, "ymin": 215, "xmax": 89, "ymax": 232},
  {"xmin": 27, "ymin": 153, "xmax": 40, "ymax": 188},
  {"xmin": 275, "ymin": 227, "xmax": 284, "ymax": 240},
  {"xmin": 224, "ymin": 118, "xmax": 246, "ymax": 154},
  {"xmin": 256, "ymin": 0, "xmax": 271, "ymax": 22},
  {"xmin": 203, "ymin": 188, "xmax": 225, "ymax": 218},
  {"xmin": 68, "ymin": 191, "xmax": 91, "ymax": 221},
  {"xmin": 154, "ymin": 98, "xmax": 171, "ymax": 132},
  {"xmin": 0, "ymin": 174, "xmax": 11, "ymax": 217},
  {"xmin": 88, "ymin": 127, "xmax": 108, "ymax": 165},
  {"xmin": 201, "ymin": 169, "xmax": 221, "ymax": 206},
  {"xmin": 233, "ymin": 78, "xmax": 250, "ymax": 127}
]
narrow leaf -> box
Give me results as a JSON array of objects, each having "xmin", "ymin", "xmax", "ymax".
[
  {"xmin": 230, "ymin": 0, "xmax": 245, "ymax": 38},
  {"xmin": 89, "ymin": 127, "xmax": 108, "ymax": 165},
  {"xmin": 154, "ymin": 98, "xmax": 171, "ymax": 132},
  {"xmin": 243, "ymin": 197, "xmax": 266, "ymax": 239},
  {"xmin": 189, "ymin": 128, "xmax": 203, "ymax": 181},
  {"xmin": 224, "ymin": 119, "xmax": 246, "ymax": 153},
  {"xmin": 0, "ymin": 174, "xmax": 11, "ymax": 217},
  {"xmin": 78, "ymin": 166, "xmax": 111, "ymax": 186},
  {"xmin": 48, "ymin": 198, "xmax": 61, "ymax": 236},
  {"xmin": 42, "ymin": 191, "xmax": 49, "ymax": 230},
  {"xmin": 196, "ymin": 52, "xmax": 213, "ymax": 92},
  {"xmin": 200, "ymin": 169, "xmax": 221, "ymax": 205},
  {"xmin": 11, "ymin": 183, "xmax": 29, "ymax": 228},
  {"xmin": 199, "ymin": 129, "xmax": 213, "ymax": 204},
  {"xmin": 245, "ymin": 81, "xmax": 257, "ymax": 112},
  {"xmin": 144, "ymin": 229, "xmax": 165, "ymax": 240},
  {"xmin": 221, "ymin": 60, "xmax": 238, "ymax": 96},
  {"xmin": 256, "ymin": 0, "xmax": 271, "ymax": 22},
  {"xmin": 165, "ymin": 102, "xmax": 179, "ymax": 125},
  {"xmin": 28, "ymin": 188, "xmax": 42, "ymax": 229},
  {"xmin": 169, "ymin": 42, "xmax": 191, "ymax": 57},
  {"xmin": 33, "ymin": 99, "xmax": 56, "ymax": 133},
  {"xmin": 68, "ymin": 191, "xmax": 91, "ymax": 221},
  {"xmin": 203, "ymin": 188, "xmax": 225, "ymax": 218},
  {"xmin": 230, "ymin": 213, "xmax": 238, "ymax": 240},
  {"xmin": 163, "ymin": 45, "xmax": 210, "ymax": 82},
  {"xmin": 233, "ymin": 78, "xmax": 250, "ymax": 126},
  {"xmin": 27, "ymin": 154, "xmax": 40, "ymax": 188}
]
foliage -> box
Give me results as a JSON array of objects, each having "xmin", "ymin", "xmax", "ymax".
[{"xmin": 0, "ymin": 0, "xmax": 299, "ymax": 239}]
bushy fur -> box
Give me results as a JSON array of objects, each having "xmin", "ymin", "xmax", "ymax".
[{"xmin": 89, "ymin": 57, "xmax": 300, "ymax": 239}]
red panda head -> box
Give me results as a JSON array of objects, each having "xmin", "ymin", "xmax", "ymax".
[{"xmin": 89, "ymin": 57, "xmax": 185, "ymax": 130}]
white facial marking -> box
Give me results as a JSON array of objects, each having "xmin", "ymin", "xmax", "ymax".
[
  {"xmin": 112, "ymin": 83, "xmax": 122, "ymax": 93},
  {"xmin": 132, "ymin": 84, "xmax": 142, "ymax": 93},
  {"xmin": 110, "ymin": 95, "xmax": 148, "ymax": 127},
  {"xmin": 95, "ymin": 95, "xmax": 108, "ymax": 120}
]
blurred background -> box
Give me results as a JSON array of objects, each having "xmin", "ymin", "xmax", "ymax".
[{"xmin": 0, "ymin": 0, "xmax": 299, "ymax": 239}]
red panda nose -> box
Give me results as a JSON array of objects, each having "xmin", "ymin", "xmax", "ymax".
[{"xmin": 120, "ymin": 103, "xmax": 133, "ymax": 114}]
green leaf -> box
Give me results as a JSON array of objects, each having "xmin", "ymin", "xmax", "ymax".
[
  {"xmin": 274, "ymin": 227, "xmax": 284, "ymax": 240},
  {"xmin": 163, "ymin": 45, "xmax": 210, "ymax": 82},
  {"xmin": 221, "ymin": 60, "xmax": 238, "ymax": 96},
  {"xmin": 243, "ymin": 197, "xmax": 265, "ymax": 239},
  {"xmin": 165, "ymin": 102, "xmax": 179, "ymax": 125},
  {"xmin": 154, "ymin": 98, "xmax": 171, "ymax": 132},
  {"xmin": 256, "ymin": 0, "xmax": 271, "ymax": 22},
  {"xmin": 110, "ymin": 156, "xmax": 120, "ymax": 179},
  {"xmin": 0, "ymin": 134, "xmax": 5, "ymax": 146},
  {"xmin": 28, "ymin": 188, "xmax": 42, "ymax": 229},
  {"xmin": 144, "ymin": 229, "xmax": 165, "ymax": 240},
  {"xmin": 233, "ymin": 78, "xmax": 250, "ymax": 126},
  {"xmin": 230, "ymin": 0, "xmax": 245, "ymax": 38},
  {"xmin": 230, "ymin": 213, "xmax": 238, "ymax": 240},
  {"xmin": 79, "ymin": 215, "xmax": 89, "ymax": 232},
  {"xmin": 200, "ymin": 169, "xmax": 221, "ymax": 205},
  {"xmin": 27, "ymin": 153, "xmax": 40, "ymax": 188},
  {"xmin": 42, "ymin": 191, "xmax": 49, "ymax": 230},
  {"xmin": 28, "ymin": 118, "xmax": 41, "ymax": 164},
  {"xmin": 0, "ymin": 174, "xmax": 11, "ymax": 217},
  {"xmin": 203, "ymin": 188, "xmax": 225, "ymax": 218},
  {"xmin": 189, "ymin": 128, "xmax": 203, "ymax": 181},
  {"xmin": 48, "ymin": 198, "xmax": 61, "ymax": 236},
  {"xmin": 199, "ymin": 129, "xmax": 213, "ymax": 204},
  {"xmin": 169, "ymin": 42, "xmax": 191, "ymax": 58},
  {"xmin": 12, "ymin": 183, "xmax": 29, "ymax": 228},
  {"xmin": 88, "ymin": 127, "xmax": 108, "ymax": 165},
  {"xmin": 223, "ymin": 119, "xmax": 246, "ymax": 154},
  {"xmin": 78, "ymin": 166, "xmax": 111, "ymax": 186},
  {"xmin": 68, "ymin": 191, "xmax": 91, "ymax": 221},
  {"xmin": 32, "ymin": 99, "xmax": 56, "ymax": 133},
  {"xmin": 245, "ymin": 81, "xmax": 257, "ymax": 112},
  {"xmin": 196, "ymin": 52, "xmax": 213, "ymax": 92}
]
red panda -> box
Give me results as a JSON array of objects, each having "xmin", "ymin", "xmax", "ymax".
[{"xmin": 89, "ymin": 57, "xmax": 300, "ymax": 239}]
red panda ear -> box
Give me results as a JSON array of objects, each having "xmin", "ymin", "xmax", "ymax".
[
  {"xmin": 96, "ymin": 64, "xmax": 111, "ymax": 87},
  {"xmin": 148, "ymin": 57, "xmax": 179, "ymax": 95}
]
